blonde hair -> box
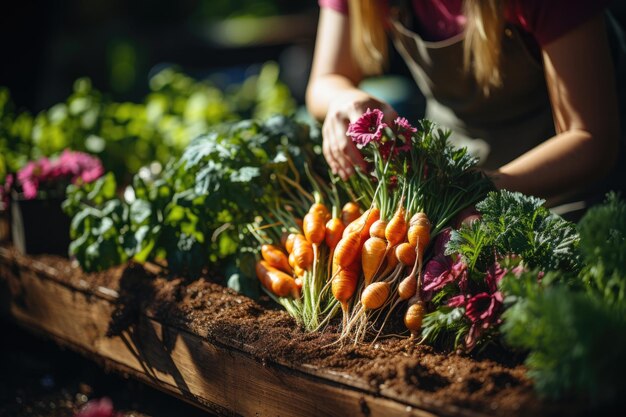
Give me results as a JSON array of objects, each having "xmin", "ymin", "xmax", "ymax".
[
  {"xmin": 463, "ymin": 0, "xmax": 506, "ymax": 94},
  {"xmin": 348, "ymin": 0, "xmax": 388, "ymax": 76},
  {"xmin": 348, "ymin": 0, "xmax": 507, "ymax": 94}
]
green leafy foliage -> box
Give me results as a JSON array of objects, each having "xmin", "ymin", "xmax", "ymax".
[
  {"xmin": 0, "ymin": 63, "xmax": 295, "ymax": 183},
  {"xmin": 499, "ymin": 194, "xmax": 626, "ymax": 405},
  {"xmin": 421, "ymin": 307, "xmax": 468, "ymax": 347},
  {"xmin": 64, "ymin": 116, "xmax": 321, "ymax": 278},
  {"xmin": 447, "ymin": 190, "xmax": 581, "ymax": 272},
  {"xmin": 422, "ymin": 190, "xmax": 581, "ymax": 352},
  {"xmin": 577, "ymin": 193, "xmax": 626, "ymax": 304},
  {"xmin": 501, "ymin": 271, "xmax": 626, "ymax": 404}
]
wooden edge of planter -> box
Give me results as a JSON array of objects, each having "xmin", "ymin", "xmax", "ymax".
[{"xmin": 0, "ymin": 249, "xmax": 489, "ymax": 417}]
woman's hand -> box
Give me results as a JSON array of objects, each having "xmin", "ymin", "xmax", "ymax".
[{"xmin": 323, "ymin": 90, "xmax": 398, "ymax": 179}]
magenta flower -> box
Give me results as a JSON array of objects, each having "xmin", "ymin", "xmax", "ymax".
[
  {"xmin": 423, "ymin": 256, "xmax": 468, "ymax": 293},
  {"xmin": 463, "ymin": 290, "xmax": 504, "ymax": 350},
  {"xmin": 392, "ymin": 117, "xmax": 416, "ymax": 153},
  {"xmin": 346, "ymin": 108, "xmax": 387, "ymax": 148},
  {"xmin": 57, "ymin": 150, "xmax": 104, "ymax": 183},
  {"xmin": 393, "ymin": 117, "xmax": 417, "ymax": 134},
  {"xmin": 465, "ymin": 291, "xmax": 503, "ymax": 323},
  {"xmin": 75, "ymin": 397, "xmax": 121, "ymax": 417},
  {"xmin": 10, "ymin": 151, "xmax": 104, "ymax": 200},
  {"xmin": 447, "ymin": 294, "xmax": 467, "ymax": 308},
  {"xmin": 17, "ymin": 159, "xmax": 52, "ymax": 199}
]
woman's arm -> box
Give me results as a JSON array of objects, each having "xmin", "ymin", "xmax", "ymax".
[
  {"xmin": 306, "ymin": 7, "xmax": 397, "ymax": 179},
  {"xmin": 492, "ymin": 13, "xmax": 620, "ymax": 201}
]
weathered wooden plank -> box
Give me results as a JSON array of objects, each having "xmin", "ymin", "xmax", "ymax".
[{"xmin": 0, "ymin": 251, "xmax": 465, "ymax": 417}]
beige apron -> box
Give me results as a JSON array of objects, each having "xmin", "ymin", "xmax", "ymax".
[
  {"xmin": 387, "ymin": 3, "xmax": 556, "ymax": 171},
  {"xmin": 386, "ymin": 3, "xmax": 626, "ymax": 217}
]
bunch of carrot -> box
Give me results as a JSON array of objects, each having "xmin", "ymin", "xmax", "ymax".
[
  {"xmin": 330, "ymin": 195, "xmax": 432, "ymax": 343},
  {"xmin": 251, "ymin": 117, "xmax": 493, "ymax": 343},
  {"xmin": 253, "ymin": 192, "xmax": 356, "ymax": 330}
]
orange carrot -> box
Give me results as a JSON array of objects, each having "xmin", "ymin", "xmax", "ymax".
[
  {"xmin": 405, "ymin": 298, "xmax": 425, "ymax": 339},
  {"xmin": 256, "ymin": 260, "xmax": 299, "ymax": 298},
  {"xmin": 397, "ymin": 274, "xmax": 417, "ymax": 300},
  {"xmin": 341, "ymin": 202, "xmax": 361, "ymax": 226},
  {"xmin": 332, "ymin": 268, "xmax": 359, "ymax": 329},
  {"xmin": 395, "ymin": 242, "xmax": 416, "ymax": 266},
  {"xmin": 332, "ymin": 269, "xmax": 358, "ymax": 304},
  {"xmin": 284, "ymin": 233, "xmax": 297, "ymax": 254},
  {"xmin": 309, "ymin": 202, "xmax": 330, "ymax": 220},
  {"xmin": 333, "ymin": 231, "xmax": 362, "ymax": 269},
  {"xmin": 361, "ymin": 236, "xmax": 387, "ymax": 285},
  {"xmin": 385, "ymin": 204, "xmax": 407, "ymax": 248},
  {"xmin": 325, "ymin": 217, "xmax": 345, "ymax": 250},
  {"xmin": 381, "ymin": 245, "xmax": 400, "ymax": 276},
  {"xmin": 361, "ymin": 282, "xmax": 390, "ymax": 310},
  {"xmin": 361, "ymin": 207, "xmax": 381, "ymax": 241},
  {"xmin": 303, "ymin": 212, "xmax": 326, "ymax": 245},
  {"xmin": 343, "ymin": 207, "xmax": 380, "ymax": 239},
  {"xmin": 294, "ymin": 265, "xmax": 306, "ymax": 278},
  {"xmin": 261, "ymin": 244, "xmax": 292, "ymax": 273},
  {"xmin": 407, "ymin": 212, "xmax": 430, "ymax": 249},
  {"xmin": 292, "ymin": 234, "xmax": 314, "ymax": 270},
  {"xmin": 369, "ymin": 219, "xmax": 388, "ymax": 239}
]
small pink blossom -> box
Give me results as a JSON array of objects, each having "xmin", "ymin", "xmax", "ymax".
[
  {"xmin": 75, "ymin": 397, "xmax": 121, "ymax": 417},
  {"xmin": 346, "ymin": 108, "xmax": 387, "ymax": 148},
  {"xmin": 393, "ymin": 117, "xmax": 417, "ymax": 136}
]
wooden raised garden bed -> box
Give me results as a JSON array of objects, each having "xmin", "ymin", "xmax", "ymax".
[{"xmin": 0, "ymin": 246, "xmax": 571, "ymax": 417}]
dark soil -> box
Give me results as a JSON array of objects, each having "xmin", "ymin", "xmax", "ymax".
[
  {"xmin": 2, "ymin": 249, "xmax": 593, "ymax": 416},
  {"xmin": 0, "ymin": 319, "xmax": 212, "ymax": 417}
]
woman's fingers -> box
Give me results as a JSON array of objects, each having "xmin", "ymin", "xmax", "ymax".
[{"xmin": 322, "ymin": 94, "xmax": 399, "ymax": 179}]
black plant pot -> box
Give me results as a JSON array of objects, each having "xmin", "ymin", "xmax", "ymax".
[{"xmin": 11, "ymin": 193, "xmax": 70, "ymax": 256}]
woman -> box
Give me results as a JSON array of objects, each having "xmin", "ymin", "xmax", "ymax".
[{"xmin": 306, "ymin": 0, "xmax": 623, "ymax": 207}]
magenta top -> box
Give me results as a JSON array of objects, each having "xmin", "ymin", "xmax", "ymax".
[{"xmin": 318, "ymin": 0, "xmax": 609, "ymax": 46}]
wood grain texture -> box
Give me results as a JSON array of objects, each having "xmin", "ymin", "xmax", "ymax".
[{"xmin": 0, "ymin": 248, "xmax": 487, "ymax": 417}]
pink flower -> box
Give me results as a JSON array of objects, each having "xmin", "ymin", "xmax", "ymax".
[
  {"xmin": 346, "ymin": 108, "xmax": 387, "ymax": 148},
  {"xmin": 447, "ymin": 294, "xmax": 467, "ymax": 308},
  {"xmin": 463, "ymin": 291, "xmax": 504, "ymax": 350},
  {"xmin": 423, "ymin": 257, "xmax": 468, "ymax": 293},
  {"xmin": 57, "ymin": 150, "xmax": 104, "ymax": 184},
  {"xmin": 465, "ymin": 292, "xmax": 503, "ymax": 323},
  {"xmin": 393, "ymin": 117, "xmax": 417, "ymax": 136},
  {"xmin": 422, "ymin": 255, "xmax": 453, "ymax": 293},
  {"xmin": 392, "ymin": 117, "xmax": 416, "ymax": 153},
  {"xmin": 13, "ymin": 151, "xmax": 104, "ymax": 199},
  {"xmin": 75, "ymin": 398, "xmax": 121, "ymax": 417}
]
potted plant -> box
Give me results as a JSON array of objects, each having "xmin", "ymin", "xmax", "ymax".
[{"xmin": 4, "ymin": 150, "xmax": 104, "ymax": 255}]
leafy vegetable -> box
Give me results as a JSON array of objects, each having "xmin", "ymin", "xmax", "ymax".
[
  {"xmin": 500, "ymin": 194, "xmax": 626, "ymax": 405},
  {"xmin": 422, "ymin": 190, "xmax": 581, "ymax": 351},
  {"xmin": 64, "ymin": 116, "xmax": 321, "ymax": 279},
  {"xmin": 501, "ymin": 271, "xmax": 626, "ymax": 405},
  {"xmin": 577, "ymin": 192, "xmax": 626, "ymax": 303},
  {"xmin": 447, "ymin": 190, "xmax": 581, "ymax": 272}
]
